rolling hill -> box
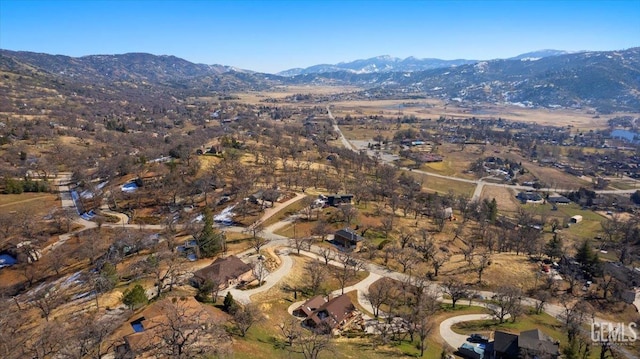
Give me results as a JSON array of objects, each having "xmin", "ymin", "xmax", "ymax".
[
  {"xmin": 286, "ymin": 48, "xmax": 640, "ymax": 113},
  {"xmin": 1, "ymin": 48, "xmax": 639, "ymax": 113}
]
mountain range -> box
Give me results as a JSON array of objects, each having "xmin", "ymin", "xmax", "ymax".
[
  {"xmin": 290, "ymin": 48, "xmax": 640, "ymax": 113},
  {"xmin": 277, "ymin": 50, "xmax": 575, "ymax": 76},
  {"xmin": 1, "ymin": 47, "xmax": 639, "ymax": 113}
]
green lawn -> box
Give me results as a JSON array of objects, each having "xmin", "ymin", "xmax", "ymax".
[
  {"xmin": 413, "ymin": 172, "xmax": 476, "ymax": 196},
  {"xmin": 523, "ymin": 203, "xmax": 606, "ymax": 242},
  {"xmin": 450, "ymin": 311, "xmax": 607, "ymax": 359},
  {"xmin": 451, "ymin": 311, "xmax": 564, "ymax": 339}
]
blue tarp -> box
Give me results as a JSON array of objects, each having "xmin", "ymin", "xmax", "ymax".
[
  {"xmin": 0, "ymin": 253, "xmax": 18, "ymax": 268},
  {"xmin": 121, "ymin": 182, "xmax": 139, "ymax": 192},
  {"xmin": 70, "ymin": 190, "xmax": 81, "ymax": 214}
]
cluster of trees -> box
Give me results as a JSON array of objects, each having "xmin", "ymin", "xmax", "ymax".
[
  {"xmin": 0, "ymin": 301, "xmax": 119, "ymax": 359},
  {"xmin": 362, "ymin": 277, "xmax": 439, "ymax": 356},
  {"xmin": 2, "ymin": 177, "xmax": 49, "ymax": 194},
  {"xmin": 599, "ymin": 214, "xmax": 639, "ymax": 264}
]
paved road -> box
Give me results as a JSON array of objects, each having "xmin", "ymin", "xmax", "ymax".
[
  {"xmin": 471, "ymin": 181, "xmax": 485, "ymax": 201},
  {"xmin": 327, "ymin": 106, "xmax": 356, "ymax": 151},
  {"xmin": 50, "ymin": 172, "xmax": 637, "ymax": 358}
]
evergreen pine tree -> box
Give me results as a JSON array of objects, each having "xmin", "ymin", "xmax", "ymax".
[
  {"xmin": 575, "ymin": 240, "xmax": 602, "ymax": 277},
  {"xmin": 122, "ymin": 284, "xmax": 148, "ymax": 310},
  {"xmin": 223, "ymin": 292, "xmax": 238, "ymax": 313},
  {"xmin": 198, "ymin": 207, "xmax": 222, "ymax": 257},
  {"xmin": 545, "ymin": 234, "xmax": 564, "ymax": 262}
]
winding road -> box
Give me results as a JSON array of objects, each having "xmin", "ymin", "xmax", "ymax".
[{"xmin": 49, "ymin": 158, "xmax": 637, "ymax": 357}]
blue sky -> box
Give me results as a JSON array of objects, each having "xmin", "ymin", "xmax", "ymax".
[{"xmin": 1, "ymin": 0, "xmax": 638, "ymax": 73}]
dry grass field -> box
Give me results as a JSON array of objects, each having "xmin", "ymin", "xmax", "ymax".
[
  {"xmin": 0, "ymin": 192, "xmax": 58, "ymax": 211},
  {"xmin": 332, "ymin": 99, "xmax": 618, "ymax": 131},
  {"xmin": 442, "ymin": 253, "xmax": 539, "ymax": 291},
  {"xmin": 226, "ymin": 85, "xmax": 361, "ymax": 105},
  {"xmin": 212, "ymin": 86, "xmax": 634, "ymax": 134},
  {"xmin": 420, "ymin": 175, "xmax": 476, "ymax": 196},
  {"xmin": 479, "ymin": 186, "xmax": 521, "ymax": 214}
]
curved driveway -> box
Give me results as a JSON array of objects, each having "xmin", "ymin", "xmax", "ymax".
[
  {"xmin": 439, "ymin": 314, "xmax": 493, "ymax": 349},
  {"xmin": 219, "ymin": 249, "xmax": 293, "ymax": 304}
]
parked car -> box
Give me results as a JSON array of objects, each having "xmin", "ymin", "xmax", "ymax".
[{"xmin": 468, "ymin": 333, "xmax": 489, "ymax": 343}]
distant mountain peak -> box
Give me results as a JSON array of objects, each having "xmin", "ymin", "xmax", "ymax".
[
  {"xmin": 277, "ymin": 50, "xmax": 581, "ymax": 76},
  {"xmin": 509, "ymin": 49, "xmax": 577, "ymax": 60},
  {"xmin": 374, "ymin": 55, "xmax": 398, "ymax": 61},
  {"xmin": 288, "ymin": 47, "xmax": 640, "ymax": 113},
  {"xmin": 278, "ymin": 55, "xmax": 478, "ymax": 76}
]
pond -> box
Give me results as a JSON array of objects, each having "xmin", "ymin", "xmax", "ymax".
[
  {"xmin": 0, "ymin": 253, "xmax": 17, "ymax": 268},
  {"xmin": 611, "ymin": 129, "xmax": 640, "ymax": 144}
]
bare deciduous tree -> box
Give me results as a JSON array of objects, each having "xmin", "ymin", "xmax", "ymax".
[
  {"xmin": 246, "ymin": 221, "xmax": 269, "ymax": 254},
  {"xmin": 289, "ymin": 327, "xmax": 335, "ymax": 359},
  {"xmin": 150, "ymin": 298, "xmax": 230, "ymax": 358},
  {"xmin": 46, "ymin": 244, "xmax": 67, "ymax": 276},
  {"xmin": 532, "ymin": 290, "xmax": 551, "ymax": 315},
  {"xmin": 278, "ymin": 318, "xmax": 302, "ymax": 347},
  {"xmin": 430, "ymin": 253, "xmax": 449, "ymax": 277},
  {"xmin": 490, "ymin": 285, "xmax": 523, "ymax": 324},
  {"xmin": 311, "ymin": 220, "xmax": 331, "ymax": 242},
  {"xmin": 414, "ymin": 290, "xmax": 439, "ymax": 357},
  {"xmin": 144, "ymin": 251, "xmax": 185, "ymax": 299},
  {"xmin": 334, "ymin": 252, "xmax": 364, "ymax": 294},
  {"xmin": 441, "ymin": 278, "xmax": 471, "ymax": 309},
  {"xmin": 395, "ymin": 247, "xmax": 419, "ymax": 274},
  {"xmin": 233, "ymin": 303, "xmax": 264, "ymax": 337},
  {"xmin": 25, "ymin": 320, "xmax": 66, "ymax": 359},
  {"xmin": 339, "ymin": 204, "xmax": 359, "ymax": 225},
  {"xmin": 60, "ymin": 312, "xmax": 117, "ymax": 359},
  {"xmin": 398, "ymin": 229, "xmax": 415, "ymax": 249},
  {"xmin": 365, "ymin": 278, "xmax": 393, "ymax": 318},
  {"xmin": 30, "ymin": 284, "xmax": 64, "ymax": 322},
  {"xmin": 0, "ymin": 302, "xmax": 23, "ymax": 359},
  {"xmin": 380, "ymin": 216, "xmax": 394, "ymax": 238},
  {"xmin": 305, "ymin": 260, "xmax": 328, "ymax": 296},
  {"xmin": 319, "ymin": 247, "xmax": 335, "ymax": 265},
  {"xmin": 290, "ymin": 236, "xmax": 307, "ymax": 254},
  {"xmin": 475, "ymin": 252, "xmax": 492, "ymax": 283},
  {"xmin": 252, "ymin": 258, "xmax": 269, "ymax": 286}
]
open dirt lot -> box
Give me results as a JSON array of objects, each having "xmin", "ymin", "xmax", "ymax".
[
  {"xmin": 442, "ymin": 253, "xmax": 539, "ymax": 292},
  {"xmin": 0, "ymin": 192, "xmax": 58, "ymax": 211},
  {"xmin": 229, "ymin": 85, "xmax": 361, "ymax": 105},
  {"xmin": 480, "ymin": 185, "xmax": 521, "ymax": 214}
]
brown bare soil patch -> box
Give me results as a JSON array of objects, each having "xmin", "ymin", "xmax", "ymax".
[
  {"xmin": 480, "ymin": 186, "xmax": 520, "ymax": 214},
  {"xmin": 503, "ymin": 153, "xmax": 591, "ymax": 189},
  {"xmin": 0, "ymin": 192, "xmax": 58, "ymax": 214},
  {"xmin": 441, "ymin": 253, "xmax": 538, "ymax": 292}
]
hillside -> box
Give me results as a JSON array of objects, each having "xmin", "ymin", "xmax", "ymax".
[
  {"xmin": 277, "ymin": 50, "xmax": 577, "ymax": 76},
  {"xmin": 277, "ymin": 55, "xmax": 478, "ymax": 76},
  {"xmin": 0, "ymin": 50, "xmax": 282, "ymax": 119},
  {"xmin": 0, "ymin": 50, "xmax": 279, "ymax": 98},
  {"xmin": 288, "ymin": 48, "xmax": 640, "ymax": 113},
  {"xmin": 1, "ymin": 48, "xmax": 639, "ymax": 113}
]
